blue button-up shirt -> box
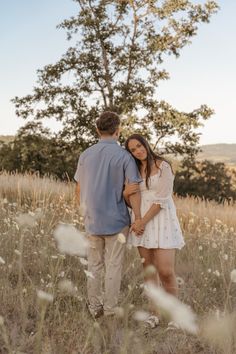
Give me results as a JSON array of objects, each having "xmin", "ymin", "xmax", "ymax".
[{"xmin": 74, "ymin": 138, "xmax": 142, "ymax": 235}]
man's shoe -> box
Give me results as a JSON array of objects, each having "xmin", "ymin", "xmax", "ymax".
[{"xmin": 87, "ymin": 305, "xmax": 104, "ymax": 319}]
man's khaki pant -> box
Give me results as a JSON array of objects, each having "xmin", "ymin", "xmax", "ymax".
[{"xmin": 87, "ymin": 226, "xmax": 129, "ymax": 315}]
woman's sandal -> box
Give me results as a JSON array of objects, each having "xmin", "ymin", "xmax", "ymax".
[{"xmin": 144, "ymin": 315, "xmax": 160, "ymax": 329}]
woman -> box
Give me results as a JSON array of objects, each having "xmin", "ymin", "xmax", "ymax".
[{"xmin": 124, "ymin": 134, "xmax": 185, "ymax": 327}]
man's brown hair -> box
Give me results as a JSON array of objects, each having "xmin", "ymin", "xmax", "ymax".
[{"xmin": 96, "ymin": 111, "xmax": 120, "ymax": 135}]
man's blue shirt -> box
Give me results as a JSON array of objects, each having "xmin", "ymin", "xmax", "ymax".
[{"xmin": 74, "ymin": 138, "xmax": 142, "ymax": 235}]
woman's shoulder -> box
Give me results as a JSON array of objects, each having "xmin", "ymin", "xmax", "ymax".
[{"xmin": 155, "ymin": 159, "xmax": 170, "ymax": 169}]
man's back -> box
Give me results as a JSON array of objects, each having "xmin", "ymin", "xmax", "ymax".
[{"xmin": 74, "ymin": 139, "xmax": 141, "ymax": 235}]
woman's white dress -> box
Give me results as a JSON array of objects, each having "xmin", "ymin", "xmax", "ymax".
[{"xmin": 128, "ymin": 161, "xmax": 185, "ymax": 249}]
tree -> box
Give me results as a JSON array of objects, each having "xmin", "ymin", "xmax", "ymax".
[
  {"xmin": 0, "ymin": 122, "xmax": 79, "ymax": 179},
  {"xmin": 13, "ymin": 0, "xmax": 218, "ymax": 157},
  {"xmin": 174, "ymin": 158, "xmax": 236, "ymax": 203}
]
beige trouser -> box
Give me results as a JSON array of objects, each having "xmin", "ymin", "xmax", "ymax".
[{"xmin": 87, "ymin": 226, "xmax": 129, "ymax": 314}]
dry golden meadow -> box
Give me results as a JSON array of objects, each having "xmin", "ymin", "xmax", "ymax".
[{"xmin": 0, "ymin": 172, "xmax": 236, "ymax": 354}]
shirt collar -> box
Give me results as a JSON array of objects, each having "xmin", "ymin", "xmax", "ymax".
[{"xmin": 98, "ymin": 138, "xmax": 118, "ymax": 144}]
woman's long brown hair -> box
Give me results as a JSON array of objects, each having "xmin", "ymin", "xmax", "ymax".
[{"xmin": 125, "ymin": 134, "xmax": 172, "ymax": 189}]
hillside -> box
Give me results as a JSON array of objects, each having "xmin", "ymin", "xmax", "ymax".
[
  {"xmin": 0, "ymin": 135, "xmax": 14, "ymax": 143},
  {"xmin": 0, "ymin": 135, "xmax": 235, "ymax": 164},
  {"xmin": 198, "ymin": 143, "xmax": 236, "ymax": 164}
]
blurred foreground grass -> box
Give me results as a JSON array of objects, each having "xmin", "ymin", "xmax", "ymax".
[{"xmin": 0, "ymin": 172, "xmax": 236, "ymax": 354}]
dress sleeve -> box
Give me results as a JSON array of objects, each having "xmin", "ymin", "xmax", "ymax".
[{"xmin": 153, "ymin": 161, "xmax": 174, "ymax": 209}]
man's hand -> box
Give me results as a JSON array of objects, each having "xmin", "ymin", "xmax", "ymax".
[{"xmin": 130, "ymin": 218, "xmax": 145, "ymax": 237}]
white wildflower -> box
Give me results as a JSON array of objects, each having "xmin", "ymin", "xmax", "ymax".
[
  {"xmin": 14, "ymin": 249, "xmax": 21, "ymax": 256},
  {"xmin": 145, "ymin": 283, "xmax": 198, "ymax": 334},
  {"xmin": 230, "ymin": 269, "xmax": 236, "ymax": 283},
  {"xmin": 144, "ymin": 265, "xmax": 156, "ymax": 277},
  {"xmin": 58, "ymin": 279, "xmax": 77, "ymax": 295},
  {"xmin": 215, "ymin": 219, "xmax": 222, "ymax": 224},
  {"xmin": 0, "ymin": 257, "xmax": 5, "ymax": 265},
  {"xmin": 37, "ymin": 290, "xmax": 53, "ymax": 303},
  {"xmin": 114, "ymin": 307, "xmax": 125, "ymax": 318},
  {"xmin": 54, "ymin": 224, "xmax": 88, "ymax": 257},
  {"xmin": 15, "ymin": 213, "xmax": 36, "ymax": 228},
  {"xmin": 176, "ymin": 276, "xmax": 185, "ymax": 286},
  {"xmin": 79, "ymin": 257, "xmax": 88, "ymax": 266},
  {"xmin": 214, "ymin": 270, "xmax": 220, "ymax": 277},
  {"xmin": 198, "ymin": 245, "xmax": 203, "ymax": 251},
  {"xmin": 117, "ymin": 233, "xmax": 126, "ymax": 244},
  {"xmin": 84, "ymin": 270, "xmax": 95, "ymax": 279},
  {"xmin": 133, "ymin": 310, "xmax": 150, "ymax": 322},
  {"xmin": 223, "ymin": 254, "xmax": 228, "ymax": 261}
]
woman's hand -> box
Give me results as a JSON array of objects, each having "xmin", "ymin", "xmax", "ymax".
[
  {"xmin": 130, "ymin": 218, "xmax": 146, "ymax": 237},
  {"xmin": 124, "ymin": 183, "xmax": 140, "ymax": 197}
]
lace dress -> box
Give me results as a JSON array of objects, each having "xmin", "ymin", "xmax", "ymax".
[{"xmin": 128, "ymin": 161, "xmax": 185, "ymax": 249}]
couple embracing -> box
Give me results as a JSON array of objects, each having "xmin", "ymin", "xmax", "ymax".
[{"xmin": 74, "ymin": 111, "xmax": 184, "ymax": 327}]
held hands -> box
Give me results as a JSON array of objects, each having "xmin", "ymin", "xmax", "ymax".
[{"xmin": 130, "ymin": 218, "xmax": 146, "ymax": 237}]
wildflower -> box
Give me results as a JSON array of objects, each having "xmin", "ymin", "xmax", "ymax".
[
  {"xmin": 214, "ymin": 270, "xmax": 220, "ymax": 277},
  {"xmin": 54, "ymin": 224, "xmax": 88, "ymax": 257},
  {"xmin": 141, "ymin": 257, "xmax": 146, "ymax": 263},
  {"xmin": 117, "ymin": 233, "xmax": 126, "ymax": 244},
  {"xmin": 84, "ymin": 270, "xmax": 95, "ymax": 279},
  {"xmin": 208, "ymin": 269, "xmax": 212, "ymax": 273},
  {"xmin": 79, "ymin": 257, "xmax": 88, "ymax": 266},
  {"xmin": 14, "ymin": 249, "xmax": 21, "ymax": 256},
  {"xmin": 0, "ymin": 257, "xmax": 5, "ymax": 265},
  {"xmin": 176, "ymin": 276, "xmax": 185, "ymax": 286},
  {"xmin": 58, "ymin": 279, "xmax": 77, "ymax": 295},
  {"xmin": 15, "ymin": 213, "xmax": 36, "ymax": 227},
  {"xmin": 198, "ymin": 245, "xmax": 203, "ymax": 251},
  {"xmin": 37, "ymin": 290, "xmax": 53, "ymax": 303},
  {"xmin": 215, "ymin": 219, "xmax": 222, "ymax": 224},
  {"xmin": 223, "ymin": 254, "xmax": 228, "ymax": 261},
  {"xmin": 114, "ymin": 307, "xmax": 124, "ymax": 318},
  {"xmin": 145, "ymin": 283, "xmax": 198, "ymax": 335},
  {"xmin": 144, "ymin": 265, "xmax": 156, "ymax": 277},
  {"xmin": 133, "ymin": 310, "xmax": 150, "ymax": 322},
  {"xmin": 230, "ymin": 269, "xmax": 236, "ymax": 283}
]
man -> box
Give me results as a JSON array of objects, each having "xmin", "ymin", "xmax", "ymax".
[{"xmin": 74, "ymin": 111, "xmax": 142, "ymax": 318}]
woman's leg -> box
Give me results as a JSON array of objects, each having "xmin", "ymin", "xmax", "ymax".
[
  {"xmin": 152, "ymin": 248, "xmax": 178, "ymax": 296},
  {"xmin": 137, "ymin": 247, "xmax": 159, "ymax": 285}
]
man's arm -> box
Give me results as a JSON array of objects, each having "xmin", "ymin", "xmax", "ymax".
[
  {"xmin": 129, "ymin": 183, "xmax": 141, "ymax": 220},
  {"xmin": 75, "ymin": 182, "xmax": 80, "ymax": 205}
]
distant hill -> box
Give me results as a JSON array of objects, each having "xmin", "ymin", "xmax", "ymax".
[
  {"xmin": 198, "ymin": 144, "xmax": 236, "ymax": 165},
  {"xmin": 0, "ymin": 135, "xmax": 235, "ymax": 164},
  {"xmin": 0, "ymin": 135, "xmax": 14, "ymax": 143}
]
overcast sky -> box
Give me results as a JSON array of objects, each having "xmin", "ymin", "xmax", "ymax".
[{"xmin": 0, "ymin": 0, "xmax": 235, "ymax": 145}]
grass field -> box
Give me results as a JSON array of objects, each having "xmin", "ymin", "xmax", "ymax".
[{"xmin": 0, "ymin": 172, "xmax": 236, "ymax": 354}]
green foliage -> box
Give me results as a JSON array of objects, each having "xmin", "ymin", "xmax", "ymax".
[
  {"xmin": 174, "ymin": 158, "xmax": 236, "ymax": 203},
  {"xmin": 0, "ymin": 123, "xmax": 80, "ymax": 180},
  {"xmin": 12, "ymin": 0, "xmax": 218, "ymax": 157}
]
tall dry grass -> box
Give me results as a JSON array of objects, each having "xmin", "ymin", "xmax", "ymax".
[{"xmin": 0, "ymin": 172, "xmax": 235, "ymax": 354}]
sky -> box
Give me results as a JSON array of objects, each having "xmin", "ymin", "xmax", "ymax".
[{"xmin": 0, "ymin": 0, "xmax": 235, "ymax": 145}]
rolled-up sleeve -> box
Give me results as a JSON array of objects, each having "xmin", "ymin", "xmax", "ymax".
[
  {"xmin": 124, "ymin": 155, "xmax": 142, "ymax": 184},
  {"xmin": 74, "ymin": 155, "xmax": 83, "ymax": 182},
  {"xmin": 153, "ymin": 161, "xmax": 174, "ymax": 209}
]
